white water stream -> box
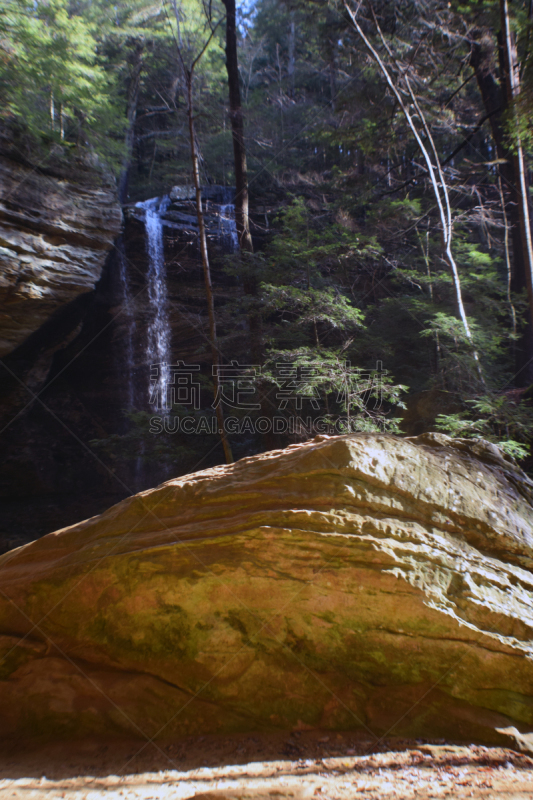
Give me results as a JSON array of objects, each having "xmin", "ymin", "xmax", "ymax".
[
  {"xmin": 136, "ymin": 195, "xmax": 171, "ymax": 412},
  {"xmin": 134, "ymin": 189, "xmax": 238, "ymax": 413},
  {"xmin": 217, "ymin": 187, "xmax": 238, "ymax": 252},
  {"xmin": 117, "ymin": 238, "xmax": 136, "ymax": 409}
]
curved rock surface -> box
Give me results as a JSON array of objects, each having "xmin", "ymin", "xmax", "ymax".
[
  {"xmin": 2, "ymin": 432, "xmax": 533, "ymax": 748},
  {"xmin": 0, "ymin": 150, "xmax": 122, "ymax": 356}
]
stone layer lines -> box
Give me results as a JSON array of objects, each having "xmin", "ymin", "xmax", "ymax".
[
  {"xmin": 1, "ymin": 433, "xmax": 533, "ymax": 749},
  {"xmin": 0, "ymin": 155, "xmax": 122, "ymax": 356}
]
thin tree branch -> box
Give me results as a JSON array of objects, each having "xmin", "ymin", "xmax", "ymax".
[
  {"xmin": 345, "ymin": 0, "xmax": 484, "ymax": 382},
  {"xmin": 443, "ymin": 72, "xmax": 475, "ymax": 107}
]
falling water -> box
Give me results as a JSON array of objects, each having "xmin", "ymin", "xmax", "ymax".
[
  {"xmin": 136, "ymin": 195, "xmax": 172, "ymax": 412},
  {"xmin": 217, "ymin": 187, "xmax": 239, "ymax": 252},
  {"xmin": 116, "ymin": 236, "xmax": 136, "ymax": 409}
]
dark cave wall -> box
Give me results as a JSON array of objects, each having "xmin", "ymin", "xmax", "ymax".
[{"xmin": 0, "ymin": 212, "xmax": 249, "ymax": 552}]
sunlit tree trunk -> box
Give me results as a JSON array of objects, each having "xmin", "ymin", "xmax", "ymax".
[
  {"xmin": 184, "ymin": 73, "xmax": 233, "ymax": 464},
  {"xmin": 346, "ymin": 1, "xmax": 484, "ymax": 384},
  {"xmin": 170, "ymin": 0, "xmax": 233, "ymax": 463},
  {"xmin": 49, "ymin": 89, "xmax": 55, "ymax": 131}
]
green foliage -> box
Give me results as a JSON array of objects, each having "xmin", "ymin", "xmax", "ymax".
[
  {"xmin": 90, "ymin": 408, "xmax": 219, "ymax": 469},
  {"xmin": 242, "ymin": 199, "xmax": 409, "ymax": 433},
  {"xmin": 261, "ymin": 347, "xmax": 408, "ymax": 433},
  {"xmin": 262, "ymin": 285, "xmax": 364, "ymax": 331},
  {"xmin": 90, "ymin": 410, "xmax": 191, "ymax": 464},
  {"xmin": 258, "ymin": 199, "xmax": 378, "ymax": 351},
  {"xmin": 0, "ymin": 0, "xmax": 227, "ymax": 174},
  {"xmin": 436, "ymin": 394, "xmax": 533, "ymax": 460},
  {"xmin": 0, "ymin": 0, "xmax": 112, "ymax": 138},
  {"xmin": 4, "ymin": 0, "xmax": 533, "ymax": 469}
]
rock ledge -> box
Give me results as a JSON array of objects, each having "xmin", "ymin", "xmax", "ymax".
[{"xmin": 1, "ymin": 432, "xmax": 533, "ymax": 748}]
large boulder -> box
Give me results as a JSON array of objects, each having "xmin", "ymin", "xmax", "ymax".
[{"xmin": 2, "ymin": 432, "xmax": 533, "ymax": 748}]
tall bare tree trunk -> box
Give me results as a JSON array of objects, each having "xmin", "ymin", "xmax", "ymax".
[
  {"xmin": 185, "ymin": 73, "xmax": 233, "ymax": 464},
  {"xmin": 49, "ymin": 89, "xmax": 55, "ymax": 131},
  {"xmin": 500, "ymin": 0, "xmax": 533, "ymax": 286},
  {"xmin": 346, "ymin": 1, "xmax": 484, "ymax": 383},
  {"xmin": 168, "ymin": 0, "xmax": 233, "ymax": 462},
  {"xmin": 500, "ymin": 0, "xmax": 533, "ymax": 381},
  {"xmin": 498, "ymin": 175, "xmax": 517, "ymax": 337},
  {"xmin": 221, "ymin": 0, "xmax": 253, "ymax": 253},
  {"xmin": 470, "ymin": 23, "xmax": 533, "ymax": 383},
  {"xmin": 470, "ymin": 37, "xmax": 523, "ymax": 287},
  {"xmin": 221, "ymin": 0, "xmax": 262, "ymax": 366}
]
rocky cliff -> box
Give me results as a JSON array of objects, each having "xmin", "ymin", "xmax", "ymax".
[
  {"xmin": 1, "ymin": 432, "xmax": 533, "ymax": 750},
  {"xmin": 0, "ymin": 190, "xmax": 261, "ymax": 552},
  {"xmin": 0, "ymin": 145, "xmax": 122, "ymax": 357},
  {"xmin": 0, "ymin": 142, "xmax": 127, "ymax": 549}
]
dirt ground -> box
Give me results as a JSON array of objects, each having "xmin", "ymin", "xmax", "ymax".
[{"xmin": 1, "ymin": 731, "xmax": 533, "ymax": 799}]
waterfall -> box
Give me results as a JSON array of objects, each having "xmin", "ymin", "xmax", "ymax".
[
  {"xmin": 136, "ymin": 196, "xmax": 172, "ymax": 412},
  {"xmin": 134, "ymin": 187, "xmax": 238, "ymax": 409},
  {"xmin": 116, "ymin": 236, "xmax": 136, "ymax": 409},
  {"xmin": 218, "ymin": 187, "xmax": 239, "ymax": 252}
]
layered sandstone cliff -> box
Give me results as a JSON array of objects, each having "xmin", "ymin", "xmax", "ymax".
[
  {"xmin": 0, "ymin": 147, "xmax": 122, "ymax": 356},
  {"xmin": 1, "ymin": 432, "xmax": 533, "ymax": 748}
]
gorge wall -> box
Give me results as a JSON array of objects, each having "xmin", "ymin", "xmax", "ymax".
[
  {"xmin": 0, "ymin": 139, "xmax": 463, "ymax": 559},
  {"xmin": 0, "ymin": 139, "xmax": 123, "ymax": 550},
  {"xmin": 0, "ymin": 139, "xmax": 123, "ymax": 357},
  {"xmin": 0, "ymin": 149, "xmax": 259, "ymax": 552}
]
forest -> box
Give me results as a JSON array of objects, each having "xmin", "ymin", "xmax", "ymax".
[
  {"xmin": 2, "ymin": 0, "xmax": 533, "ymax": 481},
  {"xmin": 6, "ymin": 0, "xmax": 533, "ymax": 780}
]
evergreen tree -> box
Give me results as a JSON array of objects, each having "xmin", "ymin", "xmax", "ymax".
[{"xmin": 1, "ymin": 0, "xmax": 111, "ymax": 142}]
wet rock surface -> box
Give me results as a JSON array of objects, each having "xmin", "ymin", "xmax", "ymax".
[
  {"xmin": 1, "ymin": 433, "xmax": 533, "ymax": 748},
  {"xmin": 0, "ymin": 179, "xmax": 257, "ymax": 551},
  {"xmin": 127, "ymin": 185, "xmax": 239, "ymax": 250}
]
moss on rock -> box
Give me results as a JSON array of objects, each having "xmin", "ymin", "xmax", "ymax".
[{"xmin": 1, "ymin": 433, "xmax": 533, "ymax": 748}]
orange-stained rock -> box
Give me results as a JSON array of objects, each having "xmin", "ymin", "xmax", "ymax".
[{"xmin": 2, "ymin": 432, "xmax": 533, "ymax": 748}]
